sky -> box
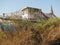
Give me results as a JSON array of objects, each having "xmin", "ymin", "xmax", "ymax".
[{"xmin": 0, "ymin": 0, "xmax": 60, "ymax": 17}]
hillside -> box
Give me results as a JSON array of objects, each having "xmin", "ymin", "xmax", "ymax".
[{"xmin": 0, "ymin": 18, "xmax": 60, "ymax": 45}]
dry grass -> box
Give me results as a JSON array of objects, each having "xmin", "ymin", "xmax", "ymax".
[{"xmin": 0, "ymin": 18, "xmax": 60, "ymax": 45}]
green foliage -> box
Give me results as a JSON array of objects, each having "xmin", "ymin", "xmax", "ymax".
[
  {"xmin": 43, "ymin": 18, "xmax": 60, "ymax": 28},
  {"xmin": 0, "ymin": 18, "xmax": 60, "ymax": 45}
]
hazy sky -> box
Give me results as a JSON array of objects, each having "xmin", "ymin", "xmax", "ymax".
[{"xmin": 0, "ymin": 0, "xmax": 60, "ymax": 17}]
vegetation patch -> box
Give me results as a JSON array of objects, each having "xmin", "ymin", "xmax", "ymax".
[{"xmin": 0, "ymin": 18, "xmax": 60, "ymax": 45}]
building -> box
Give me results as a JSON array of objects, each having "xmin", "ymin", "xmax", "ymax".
[
  {"xmin": 20, "ymin": 6, "xmax": 56, "ymax": 20},
  {"xmin": 2, "ymin": 6, "xmax": 56, "ymax": 20}
]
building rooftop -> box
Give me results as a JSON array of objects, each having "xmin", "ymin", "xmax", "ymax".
[{"xmin": 21, "ymin": 6, "xmax": 41, "ymax": 11}]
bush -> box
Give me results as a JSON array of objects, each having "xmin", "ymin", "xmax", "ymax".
[{"xmin": 0, "ymin": 18, "xmax": 60, "ymax": 45}]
